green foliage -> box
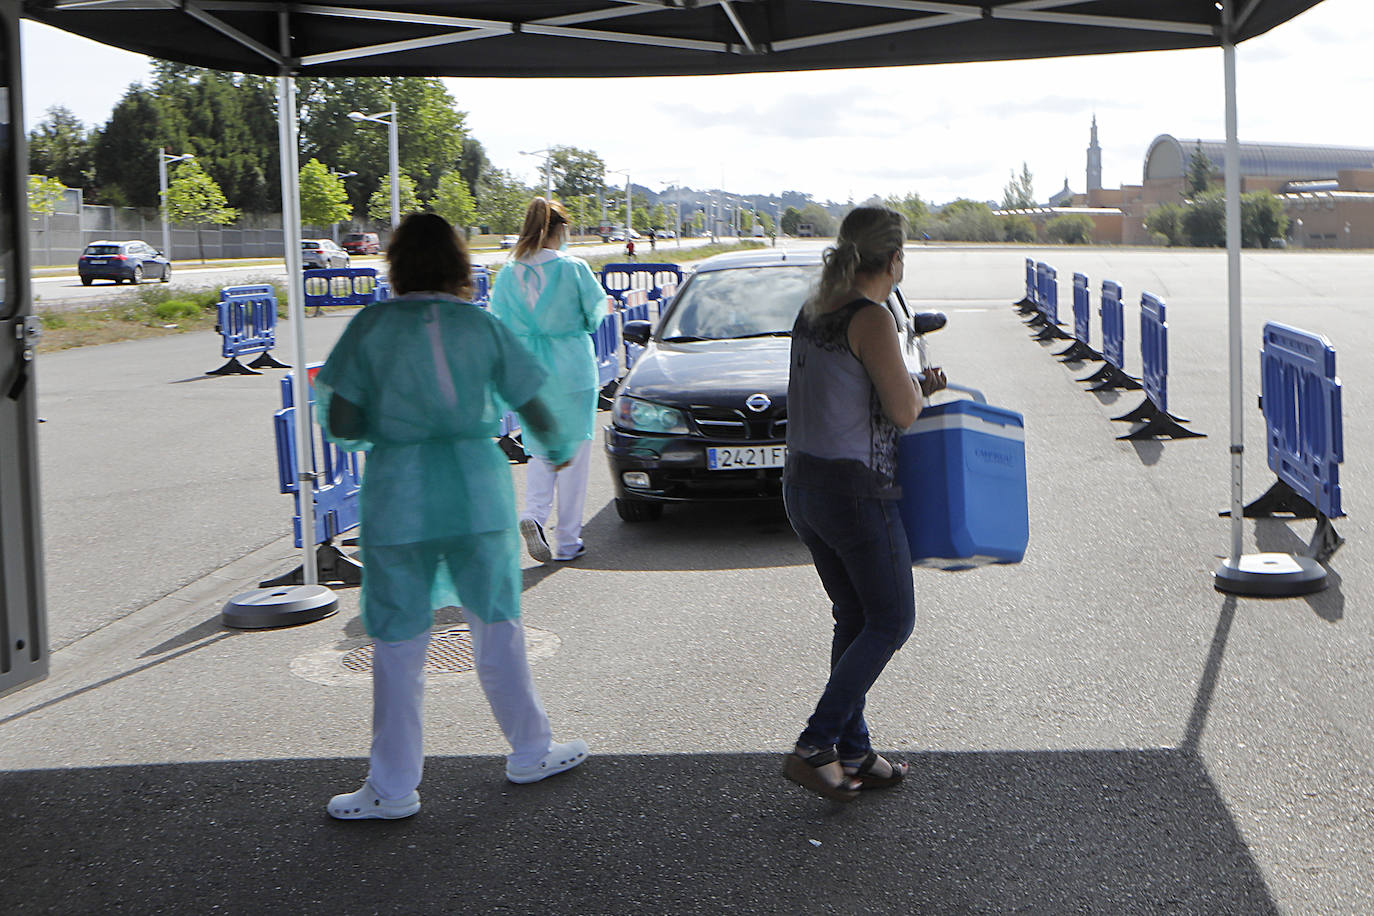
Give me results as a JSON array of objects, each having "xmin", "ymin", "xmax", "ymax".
[
  {"xmin": 549, "ymin": 146, "xmax": 605, "ymax": 199},
  {"xmin": 882, "ymin": 192, "xmax": 930, "ymax": 239},
  {"xmin": 930, "ymin": 199, "xmax": 1001, "ymax": 242},
  {"xmin": 28, "ymin": 106, "xmax": 93, "ymax": 189},
  {"xmin": 1001, "ymin": 162, "xmax": 1035, "ymax": 209},
  {"xmin": 1186, "ymin": 143, "xmax": 1213, "ymax": 197},
  {"xmin": 1001, "ymin": 213, "xmax": 1037, "ymax": 243},
  {"xmin": 430, "ymin": 171, "xmax": 477, "ymax": 231},
  {"xmin": 1242, "ymin": 189, "xmax": 1288, "ymax": 248},
  {"xmin": 27, "ymin": 174, "xmax": 67, "ymax": 216},
  {"xmin": 1183, "ymin": 190, "xmax": 1226, "ymax": 247},
  {"xmin": 91, "ymin": 85, "xmax": 169, "ymax": 207},
  {"xmin": 1045, "ymin": 213, "xmax": 1094, "ymax": 244},
  {"xmin": 165, "ymin": 158, "xmax": 239, "ymax": 225},
  {"xmin": 367, "ymin": 173, "xmax": 421, "ymax": 222},
  {"xmin": 798, "ymin": 202, "xmax": 837, "ymax": 236},
  {"xmin": 1144, "ymin": 202, "xmax": 1187, "ymax": 246},
  {"xmin": 457, "ymin": 137, "xmax": 489, "ymax": 201},
  {"xmin": 474, "ymin": 168, "xmax": 532, "ymax": 234},
  {"xmin": 780, "ymin": 206, "xmax": 803, "ymax": 236},
  {"xmin": 298, "ymin": 158, "xmax": 352, "ymax": 227}
]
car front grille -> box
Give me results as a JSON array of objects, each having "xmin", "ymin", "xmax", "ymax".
[{"xmin": 687, "ymin": 406, "xmax": 786, "ymax": 440}]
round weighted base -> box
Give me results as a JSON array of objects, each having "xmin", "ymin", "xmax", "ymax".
[
  {"xmin": 1214, "ymin": 553, "xmax": 1327, "ymax": 597},
  {"xmin": 222, "ymin": 584, "xmax": 339, "ymax": 630}
]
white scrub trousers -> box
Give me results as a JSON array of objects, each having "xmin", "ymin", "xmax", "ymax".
[
  {"xmin": 522, "ymin": 439, "xmax": 592, "ymax": 558},
  {"xmin": 366, "ymin": 611, "xmax": 554, "ymax": 800}
]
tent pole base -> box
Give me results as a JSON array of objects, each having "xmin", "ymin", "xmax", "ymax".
[{"xmin": 1214, "ymin": 554, "xmax": 1327, "ymax": 597}]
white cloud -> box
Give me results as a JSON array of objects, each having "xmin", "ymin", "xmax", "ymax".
[{"xmin": 20, "ymin": 0, "xmax": 1374, "ymax": 207}]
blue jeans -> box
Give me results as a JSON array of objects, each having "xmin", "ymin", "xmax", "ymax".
[{"xmin": 785, "ymin": 483, "xmax": 916, "ymax": 759}]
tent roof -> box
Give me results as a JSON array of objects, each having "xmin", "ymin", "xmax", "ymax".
[{"xmin": 23, "ymin": 1, "xmax": 1326, "ymax": 78}]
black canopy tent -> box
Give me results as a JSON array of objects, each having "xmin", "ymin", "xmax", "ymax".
[{"xmin": 8, "ymin": 0, "xmax": 1330, "ymax": 667}]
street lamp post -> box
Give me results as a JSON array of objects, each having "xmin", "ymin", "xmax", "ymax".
[
  {"xmin": 347, "ymin": 107, "xmax": 399, "ymax": 229},
  {"xmin": 520, "ymin": 147, "xmax": 554, "ymax": 200},
  {"xmin": 608, "ymin": 168, "xmax": 631, "ymax": 242},
  {"xmin": 158, "ymin": 148, "xmax": 194, "ymax": 260}
]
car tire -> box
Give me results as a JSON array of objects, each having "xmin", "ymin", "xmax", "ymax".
[
  {"xmin": 132, "ymin": 265, "xmax": 143, "ymax": 283},
  {"xmin": 615, "ymin": 498, "xmax": 663, "ymax": 522},
  {"xmin": 80, "ymin": 277, "xmax": 92, "ymax": 286}
]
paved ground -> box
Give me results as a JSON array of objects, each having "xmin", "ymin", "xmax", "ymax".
[{"xmin": 2, "ymin": 245, "xmax": 1370, "ymax": 914}]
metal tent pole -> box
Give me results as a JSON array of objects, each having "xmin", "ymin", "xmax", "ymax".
[{"xmin": 1213, "ymin": 4, "xmax": 1324, "ymax": 597}]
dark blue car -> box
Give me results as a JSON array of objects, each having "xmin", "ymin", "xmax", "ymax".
[{"xmin": 78, "ymin": 240, "xmax": 171, "ymax": 286}]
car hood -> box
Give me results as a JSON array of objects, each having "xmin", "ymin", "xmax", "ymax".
[{"xmin": 620, "ymin": 337, "xmax": 791, "ymax": 409}]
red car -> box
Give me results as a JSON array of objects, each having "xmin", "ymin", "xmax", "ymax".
[{"xmin": 341, "ymin": 232, "xmax": 380, "ymax": 255}]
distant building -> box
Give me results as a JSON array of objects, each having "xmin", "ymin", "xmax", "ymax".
[
  {"xmin": 999, "ymin": 122, "xmax": 1374, "ymax": 248},
  {"xmin": 1048, "ymin": 179, "xmax": 1076, "ymax": 208}
]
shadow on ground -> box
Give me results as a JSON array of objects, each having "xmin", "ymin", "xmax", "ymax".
[{"xmin": 1, "ymin": 749, "xmax": 1274, "ymax": 915}]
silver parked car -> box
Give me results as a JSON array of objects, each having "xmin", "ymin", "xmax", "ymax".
[{"xmin": 301, "ymin": 238, "xmax": 350, "ymax": 269}]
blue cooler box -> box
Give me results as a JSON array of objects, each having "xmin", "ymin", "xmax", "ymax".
[{"xmin": 897, "ymin": 399, "xmax": 1028, "ymax": 569}]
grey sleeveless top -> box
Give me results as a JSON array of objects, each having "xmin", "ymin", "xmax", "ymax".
[{"xmin": 785, "ymin": 298, "xmax": 900, "ymax": 498}]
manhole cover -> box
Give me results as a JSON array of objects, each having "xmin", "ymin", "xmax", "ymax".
[{"xmin": 341, "ymin": 625, "xmax": 475, "ymax": 674}]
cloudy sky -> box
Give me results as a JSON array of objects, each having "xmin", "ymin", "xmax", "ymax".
[{"xmin": 20, "ymin": 0, "xmax": 1374, "ymax": 206}]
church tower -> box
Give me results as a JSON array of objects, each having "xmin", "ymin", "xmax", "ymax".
[{"xmin": 1086, "ymin": 115, "xmax": 1103, "ymax": 192}]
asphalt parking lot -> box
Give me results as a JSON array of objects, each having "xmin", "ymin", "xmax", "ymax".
[{"xmin": 2, "ymin": 244, "xmax": 1370, "ymax": 914}]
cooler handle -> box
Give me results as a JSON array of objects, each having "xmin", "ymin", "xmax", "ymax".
[{"xmin": 943, "ymin": 383, "xmax": 987, "ymax": 404}]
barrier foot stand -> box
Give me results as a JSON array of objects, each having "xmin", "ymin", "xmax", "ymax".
[
  {"xmin": 248, "ymin": 351, "xmax": 290, "ymax": 370},
  {"xmin": 1034, "ymin": 323, "xmax": 1073, "ymax": 342},
  {"xmin": 1117, "ymin": 409, "xmax": 1205, "ymax": 441},
  {"xmin": 206, "ymin": 356, "xmax": 262, "ymax": 377},
  {"xmin": 1220, "ymin": 478, "xmax": 1318, "ymax": 519},
  {"xmin": 1309, "ymin": 514, "xmax": 1345, "ymax": 564},
  {"xmin": 1024, "ymin": 313, "xmax": 1050, "ymax": 329},
  {"xmin": 1056, "ymin": 341, "xmax": 1103, "ymax": 362},
  {"xmin": 1014, "ymin": 296, "xmax": 1037, "ymax": 314},
  {"xmin": 258, "ymin": 542, "xmax": 363, "ymax": 588},
  {"xmin": 222, "ymin": 584, "xmax": 338, "ymax": 629},
  {"xmin": 1111, "ymin": 397, "xmax": 1189, "ymax": 425},
  {"xmin": 1214, "ymin": 552, "xmax": 1327, "ymax": 596},
  {"xmin": 1083, "ymin": 364, "xmax": 1143, "ymax": 392},
  {"xmin": 498, "ymin": 434, "xmax": 529, "ymax": 464}
]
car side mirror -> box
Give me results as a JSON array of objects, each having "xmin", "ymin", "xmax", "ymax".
[{"xmin": 622, "ymin": 320, "xmax": 651, "ymax": 347}]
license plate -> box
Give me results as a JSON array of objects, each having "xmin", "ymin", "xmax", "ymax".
[
  {"xmin": 706, "ymin": 444, "xmax": 786, "ymax": 471},
  {"xmin": 87, "ymin": 259, "xmax": 107, "ymax": 265}
]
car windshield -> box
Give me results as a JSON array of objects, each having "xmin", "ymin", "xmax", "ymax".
[
  {"xmin": 301, "ymin": 241, "xmax": 321, "ymax": 249},
  {"xmin": 84, "ymin": 245, "xmax": 120, "ymax": 256},
  {"xmin": 658, "ymin": 265, "xmax": 818, "ymax": 341}
]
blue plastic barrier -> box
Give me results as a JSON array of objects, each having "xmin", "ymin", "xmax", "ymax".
[
  {"xmin": 1110, "ymin": 292, "xmax": 1201, "ymax": 440},
  {"xmin": 208, "ymin": 284, "xmax": 287, "ymax": 375},
  {"xmin": 304, "ymin": 267, "xmax": 378, "ymax": 315},
  {"xmin": 471, "ymin": 265, "xmax": 491, "ymax": 305},
  {"xmin": 1055, "ymin": 272, "xmax": 1102, "ymax": 362},
  {"xmin": 1016, "ymin": 257, "xmax": 1037, "ymax": 311},
  {"xmin": 600, "ymin": 263, "xmax": 684, "ymax": 309},
  {"xmin": 1259, "ymin": 322, "xmax": 1344, "ymax": 520},
  {"xmin": 593, "ymin": 309, "xmax": 621, "ymax": 390},
  {"xmin": 1080, "ymin": 279, "xmax": 1142, "ymax": 393},
  {"xmin": 270, "ymin": 365, "xmax": 359, "ymax": 552},
  {"xmin": 1036, "ymin": 262, "xmax": 1058, "ymax": 326}
]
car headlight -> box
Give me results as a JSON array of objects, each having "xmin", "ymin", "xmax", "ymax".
[{"xmin": 613, "ymin": 395, "xmax": 689, "ymax": 434}]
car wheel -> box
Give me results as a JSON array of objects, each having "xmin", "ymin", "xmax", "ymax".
[
  {"xmin": 80, "ymin": 277, "xmax": 92, "ymax": 286},
  {"xmin": 132, "ymin": 265, "xmax": 143, "ymax": 283},
  {"xmin": 615, "ymin": 498, "xmax": 663, "ymax": 522},
  {"xmin": 161, "ymin": 264, "xmax": 171, "ymax": 282}
]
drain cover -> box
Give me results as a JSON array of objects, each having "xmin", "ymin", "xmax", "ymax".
[{"xmin": 341, "ymin": 625, "xmax": 475, "ymax": 674}]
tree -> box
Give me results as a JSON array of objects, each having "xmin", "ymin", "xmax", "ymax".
[
  {"xmin": 780, "ymin": 206, "xmax": 803, "ymax": 236},
  {"xmin": 474, "ymin": 168, "xmax": 531, "ymax": 234},
  {"xmin": 1045, "ymin": 213, "xmax": 1094, "ymax": 244},
  {"xmin": 165, "ymin": 158, "xmax": 239, "ymax": 262},
  {"xmin": 931, "ymin": 199, "xmax": 1001, "ymax": 242},
  {"xmin": 798, "ymin": 202, "xmax": 837, "ymax": 236},
  {"xmin": 28, "ymin": 175, "xmax": 68, "ymax": 216},
  {"xmin": 1186, "ymin": 143, "xmax": 1213, "ymax": 197},
  {"xmin": 1183, "ymin": 189, "xmax": 1226, "ymax": 247},
  {"xmin": 457, "ymin": 137, "xmax": 490, "ymax": 201},
  {"xmin": 548, "ymin": 146, "xmax": 606, "ymax": 199},
  {"xmin": 1242, "ymin": 189, "xmax": 1288, "ymax": 248},
  {"xmin": 298, "ymin": 158, "xmax": 352, "ymax": 228},
  {"xmin": 1001, "ymin": 162, "xmax": 1035, "ymax": 209},
  {"xmin": 90, "ymin": 84, "xmax": 178, "ymax": 207},
  {"xmin": 367, "ymin": 173, "xmax": 420, "ymax": 222},
  {"xmin": 1144, "ymin": 202, "xmax": 1187, "ymax": 246},
  {"xmin": 1002, "ymin": 213, "xmax": 1036, "ymax": 243},
  {"xmin": 430, "ymin": 172, "xmax": 476, "ymax": 233},
  {"xmin": 28, "ymin": 106, "xmax": 93, "ymax": 190},
  {"xmin": 883, "ymin": 192, "xmax": 930, "ymax": 239}
]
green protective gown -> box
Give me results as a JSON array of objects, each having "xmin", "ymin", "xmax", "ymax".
[
  {"xmin": 489, "ymin": 250, "xmax": 608, "ymax": 459},
  {"xmin": 314, "ymin": 293, "xmax": 579, "ymax": 640}
]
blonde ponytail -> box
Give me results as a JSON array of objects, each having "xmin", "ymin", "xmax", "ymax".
[
  {"xmin": 513, "ymin": 196, "xmax": 569, "ymax": 260},
  {"xmin": 804, "ymin": 207, "xmax": 905, "ymax": 317}
]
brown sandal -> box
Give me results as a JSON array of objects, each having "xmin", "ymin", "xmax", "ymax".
[
  {"xmin": 842, "ymin": 750, "xmax": 908, "ymax": 789},
  {"xmin": 783, "ymin": 747, "xmax": 860, "ymax": 802}
]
